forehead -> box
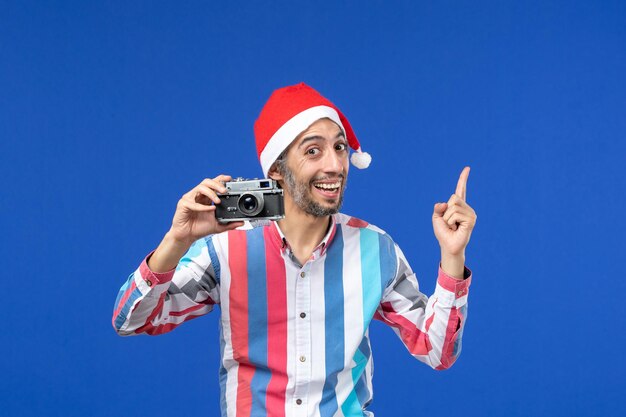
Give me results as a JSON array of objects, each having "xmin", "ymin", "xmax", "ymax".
[{"xmin": 293, "ymin": 118, "xmax": 345, "ymax": 144}]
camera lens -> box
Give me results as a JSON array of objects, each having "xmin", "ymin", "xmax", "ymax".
[
  {"xmin": 241, "ymin": 195, "xmax": 257, "ymax": 212},
  {"xmin": 237, "ymin": 192, "xmax": 264, "ymax": 216}
]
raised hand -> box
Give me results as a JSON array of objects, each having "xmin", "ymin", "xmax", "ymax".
[{"xmin": 432, "ymin": 167, "xmax": 477, "ymax": 258}]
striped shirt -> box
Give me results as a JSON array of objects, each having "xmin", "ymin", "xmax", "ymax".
[{"xmin": 112, "ymin": 213, "xmax": 472, "ymax": 417}]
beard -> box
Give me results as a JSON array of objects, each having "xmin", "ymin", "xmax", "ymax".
[{"xmin": 282, "ymin": 166, "xmax": 346, "ymax": 217}]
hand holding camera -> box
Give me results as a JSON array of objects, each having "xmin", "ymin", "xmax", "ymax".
[{"xmin": 168, "ymin": 174, "xmax": 245, "ymax": 246}]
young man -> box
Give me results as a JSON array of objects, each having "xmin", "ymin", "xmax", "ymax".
[{"xmin": 112, "ymin": 83, "xmax": 477, "ymax": 417}]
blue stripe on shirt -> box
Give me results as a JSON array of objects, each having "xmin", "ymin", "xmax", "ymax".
[
  {"xmin": 378, "ymin": 234, "xmax": 397, "ymax": 289},
  {"xmin": 360, "ymin": 228, "xmax": 382, "ymax": 329},
  {"xmin": 206, "ymin": 236, "xmax": 221, "ymax": 284},
  {"xmin": 354, "ymin": 335, "xmax": 372, "ymax": 408},
  {"xmin": 320, "ymin": 225, "xmax": 345, "ymax": 417},
  {"xmin": 246, "ymin": 227, "xmax": 271, "ymax": 416},
  {"xmin": 342, "ymin": 346, "xmax": 368, "ymax": 416},
  {"xmin": 113, "ymin": 274, "xmax": 133, "ymax": 309}
]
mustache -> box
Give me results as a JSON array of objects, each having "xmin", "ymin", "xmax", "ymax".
[{"xmin": 310, "ymin": 173, "xmax": 346, "ymax": 183}]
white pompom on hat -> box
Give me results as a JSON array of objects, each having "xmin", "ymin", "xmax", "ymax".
[{"xmin": 254, "ymin": 82, "xmax": 371, "ymax": 177}]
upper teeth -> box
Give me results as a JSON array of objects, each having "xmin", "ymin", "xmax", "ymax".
[{"xmin": 315, "ymin": 182, "xmax": 340, "ymax": 189}]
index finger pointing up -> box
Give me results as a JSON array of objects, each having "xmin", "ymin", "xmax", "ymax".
[{"xmin": 455, "ymin": 166, "xmax": 470, "ymax": 201}]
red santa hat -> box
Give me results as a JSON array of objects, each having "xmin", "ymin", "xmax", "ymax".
[{"xmin": 254, "ymin": 82, "xmax": 371, "ymax": 177}]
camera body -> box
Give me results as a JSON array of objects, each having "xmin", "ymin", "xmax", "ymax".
[{"xmin": 215, "ymin": 178, "xmax": 285, "ymax": 223}]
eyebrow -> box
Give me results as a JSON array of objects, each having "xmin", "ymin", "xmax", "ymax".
[{"xmin": 297, "ymin": 131, "xmax": 346, "ymax": 149}]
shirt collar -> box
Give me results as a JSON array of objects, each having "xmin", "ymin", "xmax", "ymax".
[{"xmin": 270, "ymin": 214, "xmax": 338, "ymax": 257}]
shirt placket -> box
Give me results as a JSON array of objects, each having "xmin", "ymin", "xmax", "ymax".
[{"xmin": 292, "ymin": 259, "xmax": 312, "ymax": 416}]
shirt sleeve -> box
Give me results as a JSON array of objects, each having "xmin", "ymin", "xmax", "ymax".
[
  {"xmin": 374, "ymin": 243, "xmax": 472, "ymax": 370},
  {"xmin": 112, "ymin": 236, "xmax": 223, "ymax": 336}
]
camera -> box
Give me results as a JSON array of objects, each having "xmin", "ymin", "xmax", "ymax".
[{"xmin": 215, "ymin": 178, "xmax": 285, "ymax": 223}]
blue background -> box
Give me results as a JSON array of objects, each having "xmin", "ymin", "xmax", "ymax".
[{"xmin": 1, "ymin": 1, "xmax": 625, "ymax": 416}]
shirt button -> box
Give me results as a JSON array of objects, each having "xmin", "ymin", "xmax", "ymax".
[
  {"xmin": 299, "ymin": 356, "xmax": 306, "ymax": 362},
  {"xmin": 457, "ymin": 290, "xmax": 464, "ymax": 296},
  {"xmin": 146, "ymin": 279, "xmax": 153, "ymax": 287},
  {"xmin": 300, "ymin": 272, "xmax": 306, "ymax": 278},
  {"xmin": 296, "ymin": 399, "xmax": 302, "ymax": 405},
  {"xmin": 300, "ymin": 312, "xmax": 306, "ymax": 318}
]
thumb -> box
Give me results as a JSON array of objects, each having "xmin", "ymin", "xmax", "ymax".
[{"xmin": 433, "ymin": 202, "xmax": 448, "ymax": 218}]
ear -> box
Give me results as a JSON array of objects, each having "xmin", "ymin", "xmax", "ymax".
[{"xmin": 267, "ymin": 163, "xmax": 283, "ymax": 181}]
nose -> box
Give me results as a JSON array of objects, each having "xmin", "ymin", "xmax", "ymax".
[{"xmin": 323, "ymin": 146, "xmax": 345, "ymax": 174}]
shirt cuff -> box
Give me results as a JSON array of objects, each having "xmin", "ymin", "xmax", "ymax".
[
  {"xmin": 437, "ymin": 265, "xmax": 472, "ymax": 298},
  {"xmin": 139, "ymin": 250, "xmax": 176, "ymax": 287}
]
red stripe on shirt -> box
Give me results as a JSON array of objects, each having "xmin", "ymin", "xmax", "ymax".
[
  {"xmin": 347, "ymin": 217, "xmax": 369, "ymax": 228},
  {"xmin": 378, "ymin": 301, "xmax": 432, "ymax": 356},
  {"xmin": 229, "ymin": 230, "xmax": 254, "ymax": 417},
  {"xmin": 170, "ymin": 303, "xmax": 211, "ymax": 317},
  {"xmin": 425, "ymin": 300, "xmax": 437, "ymax": 332},
  {"xmin": 263, "ymin": 226, "xmax": 288, "ymax": 416},
  {"xmin": 435, "ymin": 306, "xmax": 460, "ymax": 370},
  {"xmin": 135, "ymin": 312, "xmax": 205, "ymax": 335}
]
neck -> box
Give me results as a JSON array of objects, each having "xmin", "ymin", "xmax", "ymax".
[{"xmin": 276, "ymin": 196, "xmax": 332, "ymax": 264}]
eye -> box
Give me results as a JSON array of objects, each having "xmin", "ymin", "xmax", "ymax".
[
  {"xmin": 335, "ymin": 142, "xmax": 348, "ymax": 151},
  {"xmin": 306, "ymin": 147, "xmax": 320, "ymax": 156}
]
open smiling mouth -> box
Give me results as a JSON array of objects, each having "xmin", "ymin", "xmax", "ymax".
[{"xmin": 313, "ymin": 181, "xmax": 342, "ymax": 197}]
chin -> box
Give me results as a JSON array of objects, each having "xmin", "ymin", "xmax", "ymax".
[{"xmin": 309, "ymin": 194, "xmax": 344, "ymax": 216}]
